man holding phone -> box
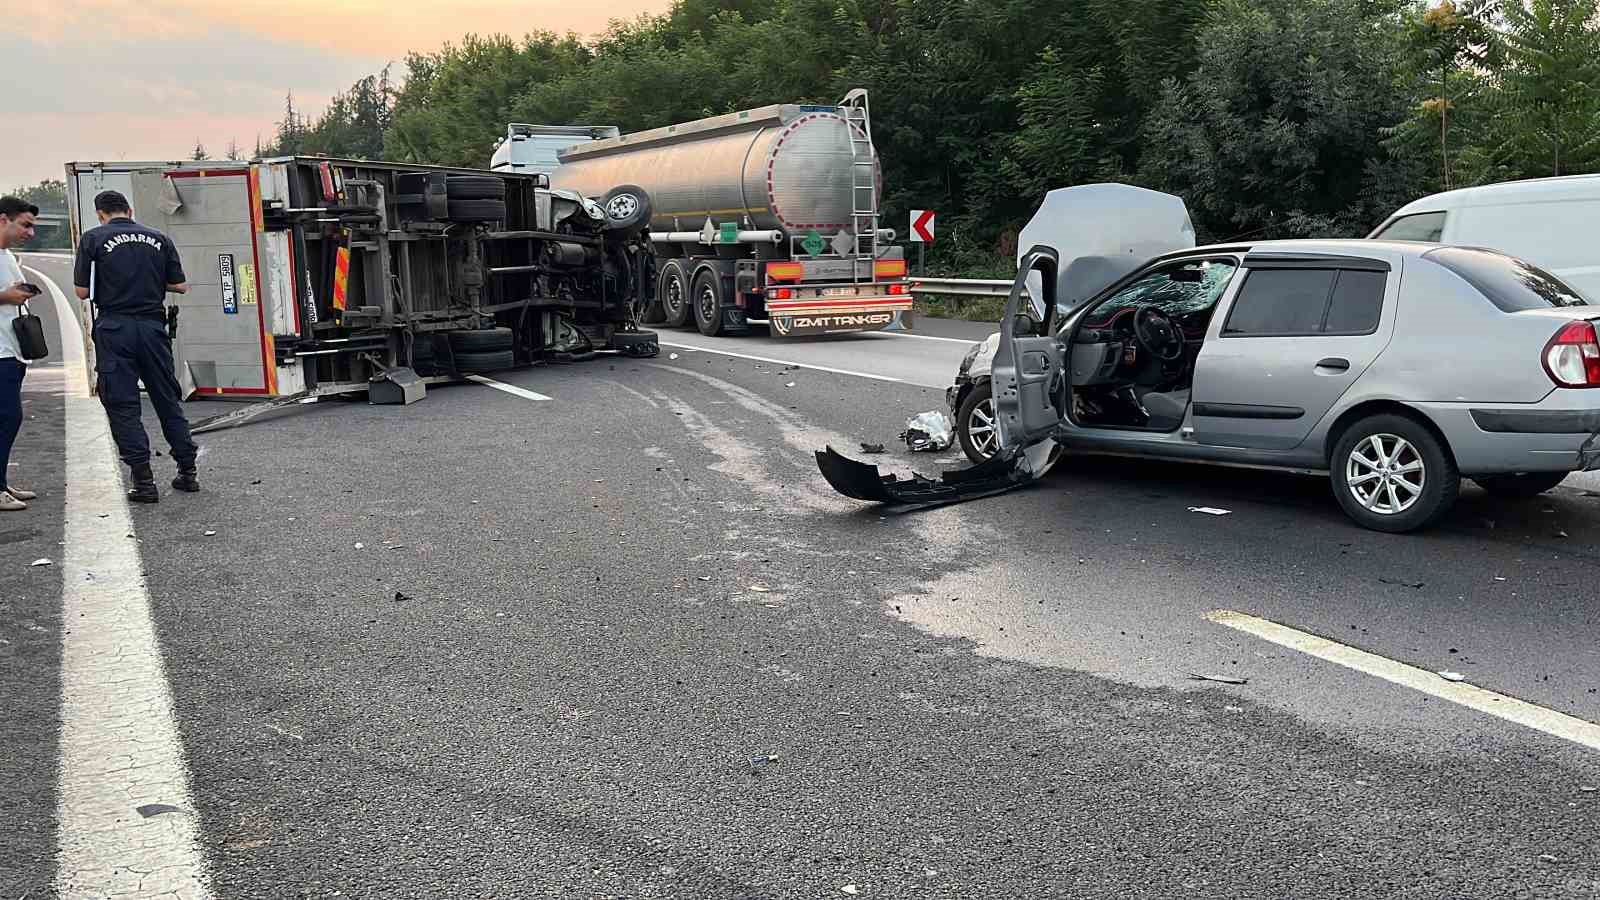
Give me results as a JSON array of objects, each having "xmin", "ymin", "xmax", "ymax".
[{"xmin": 0, "ymin": 195, "xmax": 40, "ymax": 512}]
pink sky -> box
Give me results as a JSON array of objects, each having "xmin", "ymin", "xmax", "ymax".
[{"xmin": 9, "ymin": 0, "xmax": 672, "ymax": 189}]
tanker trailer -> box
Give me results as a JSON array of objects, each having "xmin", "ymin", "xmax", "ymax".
[{"xmin": 547, "ymin": 89, "xmax": 910, "ymax": 338}]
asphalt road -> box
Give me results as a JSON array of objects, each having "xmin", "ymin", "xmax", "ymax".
[{"xmin": 7, "ymin": 259, "xmax": 1600, "ymax": 897}]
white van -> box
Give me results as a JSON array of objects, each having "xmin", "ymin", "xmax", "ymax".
[{"xmin": 1368, "ymin": 174, "xmax": 1600, "ymax": 299}]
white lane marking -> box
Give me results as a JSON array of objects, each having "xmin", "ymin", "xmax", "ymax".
[
  {"xmin": 28, "ymin": 267, "xmax": 215, "ymax": 897},
  {"xmin": 660, "ymin": 341, "xmax": 906, "ymax": 385},
  {"xmin": 1208, "ymin": 609, "xmax": 1600, "ymax": 753},
  {"xmin": 465, "ymin": 373, "xmax": 552, "ymax": 401},
  {"xmin": 871, "ymin": 330, "xmax": 990, "ymax": 345}
]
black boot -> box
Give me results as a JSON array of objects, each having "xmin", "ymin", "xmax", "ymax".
[
  {"xmin": 128, "ymin": 463, "xmax": 159, "ymax": 504},
  {"xmin": 172, "ymin": 464, "xmax": 200, "ymax": 493}
]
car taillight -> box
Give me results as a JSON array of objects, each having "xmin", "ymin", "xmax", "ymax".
[{"xmin": 1543, "ymin": 320, "xmax": 1600, "ymax": 388}]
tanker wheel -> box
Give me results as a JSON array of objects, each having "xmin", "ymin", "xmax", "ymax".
[
  {"xmin": 692, "ymin": 269, "xmax": 726, "ymax": 337},
  {"xmin": 658, "ymin": 260, "xmax": 691, "ymax": 329}
]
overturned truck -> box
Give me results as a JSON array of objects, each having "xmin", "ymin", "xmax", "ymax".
[{"xmin": 64, "ymin": 156, "xmax": 656, "ymax": 404}]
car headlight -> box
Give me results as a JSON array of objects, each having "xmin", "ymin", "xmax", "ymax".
[{"xmin": 959, "ymin": 341, "xmax": 982, "ymax": 375}]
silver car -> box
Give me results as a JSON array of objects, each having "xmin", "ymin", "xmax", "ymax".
[{"xmin": 947, "ymin": 187, "xmax": 1600, "ymax": 533}]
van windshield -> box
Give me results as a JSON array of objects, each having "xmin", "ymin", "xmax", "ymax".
[{"xmin": 1423, "ymin": 246, "xmax": 1588, "ymax": 312}]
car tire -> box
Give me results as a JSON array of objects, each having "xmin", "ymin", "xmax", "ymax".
[
  {"xmin": 447, "ymin": 327, "xmax": 513, "ymax": 353},
  {"xmin": 453, "ymin": 350, "xmax": 515, "ymax": 373},
  {"xmin": 447, "ymin": 199, "xmax": 507, "ymax": 222},
  {"xmin": 446, "ymin": 175, "xmax": 507, "ymax": 201},
  {"xmin": 600, "ymin": 184, "xmax": 652, "ymax": 232},
  {"xmin": 1472, "ymin": 472, "xmax": 1568, "ymax": 499},
  {"xmin": 957, "ymin": 381, "xmax": 999, "ymax": 464},
  {"xmin": 1330, "ymin": 413, "xmax": 1459, "ymax": 533},
  {"xmin": 691, "ymin": 268, "xmax": 726, "ymax": 337},
  {"xmin": 658, "ymin": 260, "xmax": 691, "ymax": 329}
]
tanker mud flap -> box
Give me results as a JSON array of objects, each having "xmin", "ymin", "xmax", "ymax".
[{"xmin": 814, "ymin": 442, "xmax": 1049, "ymax": 512}]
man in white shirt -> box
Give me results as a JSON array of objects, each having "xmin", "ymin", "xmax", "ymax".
[{"xmin": 0, "ymin": 196, "xmax": 40, "ymax": 511}]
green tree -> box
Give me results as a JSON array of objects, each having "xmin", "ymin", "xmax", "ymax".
[
  {"xmin": 1384, "ymin": 1, "xmax": 1501, "ymax": 193},
  {"xmin": 1138, "ymin": 0, "xmax": 1415, "ymax": 241},
  {"xmin": 1479, "ymin": 0, "xmax": 1600, "ymax": 177}
]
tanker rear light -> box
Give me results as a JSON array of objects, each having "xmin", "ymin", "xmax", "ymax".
[
  {"xmin": 770, "ymin": 287, "xmax": 795, "ymax": 300},
  {"xmin": 887, "ymin": 283, "xmax": 908, "ymax": 295},
  {"xmin": 766, "ymin": 262, "xmax": 805, "ymax": 282},
  {"xmin": 874, "ymin": 259, "xmax": 908, "ymax": 279}
]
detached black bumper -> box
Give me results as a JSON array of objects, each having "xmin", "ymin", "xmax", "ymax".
[{"xmin": 814, "ymin": 445, "xmax": 1034, "ymax": 510}]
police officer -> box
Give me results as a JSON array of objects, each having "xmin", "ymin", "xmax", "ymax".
[{"xmin": 73, "ymin": 191, "xmax": 199, "ymax": 503}]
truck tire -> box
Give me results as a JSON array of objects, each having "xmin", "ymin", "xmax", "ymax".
[
  {"xmin": 600, "ymin": 184, "xmax": 652, "ymax": 232},
  {"xmin": 611, "ymin": 329, "xmax": 660, "ymax": 358},
  {"xmin": 446, "ymin": 175, "xmax": 506, "ymax": 201},
  {"xmin": 454, "ymin": 350, "xmax": 516, "ymax": 373},
  {"xmin": 658, "ymin": 260, "xmax": 691, "ymax": 328},
  {"xmin": 447, "ymin": 327, "xmax": 513, "ymax": 352},
  {"xmin": 447, "ymin": 199, "xmax": 507, "ymax": 222},
  {"xmin": 691, "ymin": 268, "xmax": 726, "ymax": 337}
]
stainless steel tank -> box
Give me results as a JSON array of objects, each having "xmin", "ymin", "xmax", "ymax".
[{"xmin": 549, "ymin": 102, "xmax": 876, "ymax": 235}]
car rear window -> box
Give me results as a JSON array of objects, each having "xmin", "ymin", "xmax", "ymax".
[
  {"xmin": 1371, "ymin": 211, "xmax": 1447, "ymax": 242},
  {"xmin": 1224, "ymin": 269, "xmax": 1336, "ymax": 335},
  {"xmin": 1424, "ymin": 246, "xmax": 1588, "ymax": 312}
]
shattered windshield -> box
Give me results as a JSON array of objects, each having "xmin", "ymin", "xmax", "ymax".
[{"xmin": 1085, "ymin": 258, "xmax": 1239, "ymax": 323}]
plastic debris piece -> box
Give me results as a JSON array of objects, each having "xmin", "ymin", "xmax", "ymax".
[
  {"xmin": 1438, "ymin": 670, "xmax": 1466, "ymax": 682},
  {"xmin": 394, "ymin": 592, "xmax": 413, "ymax": 603},
  {"xmin": 786, "ymin": 382, "xmax": 796, "ymax": 388},
  {"xmin": 1187, "ymin": 673, "xmax": 1248, "ymax": 685},
  {"xmin": 697, "ymin": 576, "xmax": 712, "ymax": 582},
  {"xmin": 1188, "ymin": 507, "xmax": 1232, "ymax": 516},
  {"xmin": 203, "ymin": 530, "xmax": 217, "ymax": 536},
  {"xmin": 29, "ymin": 558, "xmax": 51, "ymax": 567},
  {"xmin": 136, "ymin": 804, "xmax": 183, "ymax": 818},
  {"xmin": 901, "ymin": 410, "xmax": 954, "ymax": 452},
  {"xmin": 1379, "ymin": 577, "xmax": 1425, "ymax": 589},
  {"xmin": 749, "ymin": 584, "xmax": 771, "ymax": 593},
  {"xmin": 669, "ymin": 353, "xmax": 680, "ymax": 360},
  {"xmin": 354, "ymin": 542, "xmax": 365, "ymax": 550},
  {"xmin": 842, "ymin": 887, "xmax": 860, "ymax": 896},
  {"xmin": 859, "ymin": 443, "xmax": 886, "ymax": 454}
]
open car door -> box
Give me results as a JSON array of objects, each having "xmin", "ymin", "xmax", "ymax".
[{"xmin": 993, "ymin": 247, "xmax": 1066, "ymax": 461}]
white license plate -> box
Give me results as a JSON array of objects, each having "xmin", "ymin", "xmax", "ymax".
[{"xmin": 822, "ymin": 287, "xmax": 858, "ymax": 297}]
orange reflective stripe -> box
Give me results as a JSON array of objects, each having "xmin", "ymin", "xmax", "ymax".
[{"xmin": 332, "ymin": 246, "xmax": 350, "ymax": 311}]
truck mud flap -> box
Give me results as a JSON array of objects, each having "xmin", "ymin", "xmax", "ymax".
[{"xmin": 814, "ymin": 445, "xmax": 1036, "ymax": 510}]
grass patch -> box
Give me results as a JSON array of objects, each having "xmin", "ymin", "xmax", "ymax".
[{"xmin": 914, "ymin": 294, "xmax": 1006, "ymax": 322}]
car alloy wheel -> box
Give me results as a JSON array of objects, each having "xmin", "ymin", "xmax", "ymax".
[
  {"xmin": 1345, "ymin": 433, "xmax": 1425, "ymax": 515},
  {"xmin": 967, "ymin": 396, "xmax": 999, "ymax": 459}
]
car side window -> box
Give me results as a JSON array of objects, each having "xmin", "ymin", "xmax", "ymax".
[
  {"xmin": 1223, "ymin": 269, "xmax": 1336, "ymax": 335},
  {"xmin": 1323, "ymin": 270, "xmax": 1386, "ymax": 334},
  {"xmin": 1372, "ymin": 211, "xmax": 1447, "ymax": 242}
]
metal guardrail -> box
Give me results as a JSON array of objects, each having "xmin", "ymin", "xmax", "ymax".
[{"xmin": 909, "ymin": 277, "xmax": 1011, "ymax": 297}]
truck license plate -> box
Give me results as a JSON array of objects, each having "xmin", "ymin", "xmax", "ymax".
[{"xmin": 822, "ymin": 287, "xmax": 858, "ymax": 297}]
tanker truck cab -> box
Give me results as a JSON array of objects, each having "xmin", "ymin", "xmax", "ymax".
[{"xmin": 545, "ymin": 89, "xmax": 913, "ymax": 338}]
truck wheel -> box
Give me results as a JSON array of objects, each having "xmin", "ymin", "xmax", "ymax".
[
  {"xmin": 691, "ymin": 269, "xmax": 726, "ymax": 337},
  {"xmin": 454, "ymin": 350, "xmax": 515, "ymax": 373},
  {"xmin": 600, "ymin": 185, "xmax": 652, "ymax": 232},
  {"xmin": 1472, "ymin": 472, "xmax": 1568, "ymax": 499},
  {"xmin": 447, "ymin": 199, "xmax": 507, "ymax": 222},
  {"xmin": 658, "ymin": 260, "xmax": 691, "ymax": 328},
  {"xmin": 446, "ymin": 175, "xmax": 506, "ymax": 201},
  {"xmin": 447, "ymin": 327, "xmax": 513, "ymax": 352},
  {"xmin": 1330, "ymin": 414, "xmax": 1459, "ymax": 533}
]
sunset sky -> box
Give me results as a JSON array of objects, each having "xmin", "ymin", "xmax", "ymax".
[{"xmin": 9, "ymin": 0, "xmax": 672, "ymax": 189}]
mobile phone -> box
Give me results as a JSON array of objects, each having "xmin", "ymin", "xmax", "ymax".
[{"xmin": 19, "ymin": 283, "xmax": 40, "ymax": 296}]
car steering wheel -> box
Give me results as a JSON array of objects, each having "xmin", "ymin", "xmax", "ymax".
[{"xmin": 1133, "ymin": 307, "xmax": 1185, "ymax": 362}]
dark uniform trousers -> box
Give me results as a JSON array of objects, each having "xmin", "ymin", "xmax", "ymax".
[{"xmin": 92, "ymin": 314, "xmax": 197, "ymax": 469}]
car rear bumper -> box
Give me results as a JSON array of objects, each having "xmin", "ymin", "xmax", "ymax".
[{"xmin": 1423, "ymin": 398, "xmax": 1600, "ymax": 474}]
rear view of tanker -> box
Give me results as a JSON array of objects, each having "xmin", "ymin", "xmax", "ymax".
[{"xmin": 538, "ymin": 90, "xmax": 912, "ymax": 338}]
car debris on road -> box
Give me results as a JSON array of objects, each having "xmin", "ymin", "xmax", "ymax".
[{"xmin": 902, "ymin": 411, "xmax": 954, "ymax": 452}]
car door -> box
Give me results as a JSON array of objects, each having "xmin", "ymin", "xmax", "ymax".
[
  {"xmin": 993, "ymin": 248, "xmax": 1067, "ymax": 453},
  {"xmin": 1190, "ymin": 253, "xmax": 1397, "ymax": 451}
]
